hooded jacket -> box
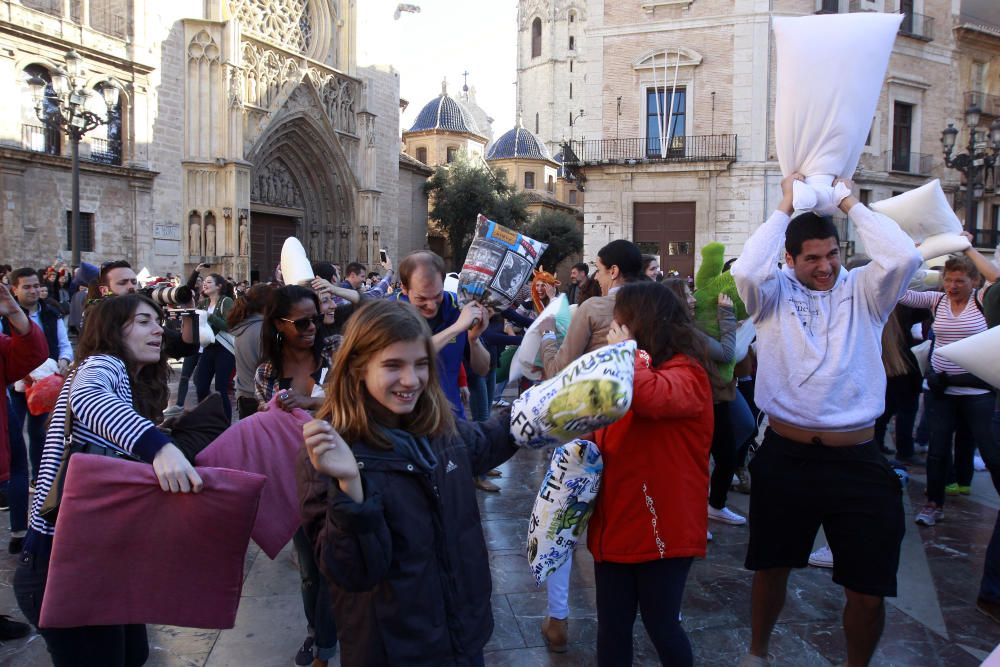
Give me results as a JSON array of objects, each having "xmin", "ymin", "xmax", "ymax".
[
  {"xmin": 231, "ymin": 314, "xmax": 263, "ymax": 400},
  {"xmin": 732, "ymin": 203, "xmax": 922, "ymax": 432},
  {"xmin": 587, "ymin": 353, "xmax": 714, "ymax": 563},
  {"xmin": 297, "ymin": 411, "xmax": 518, "ymax": 667}
]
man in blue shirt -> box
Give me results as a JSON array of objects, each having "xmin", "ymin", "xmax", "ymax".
[{"xmin": 395, "ymin": 251, "xmax": 489, "ymax": 418}]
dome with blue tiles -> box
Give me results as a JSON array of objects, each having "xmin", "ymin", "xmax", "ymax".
[
  {"xmin": 408, "ymin": 80, "xmax": 484, "ymax": 137},
  {"xmin": 487, "ymin": 124, "xmax": 553, "ymax": 161}
]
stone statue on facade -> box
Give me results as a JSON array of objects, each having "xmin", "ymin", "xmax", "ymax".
[
  {"xmin": 189, "ymin": 218, "xmax": 202, "ymax": 256},
  {"xmin": 205, "ymin": 218, "xmax": 216, "ymax": 256},
  {"xmin": 239, "ymin": 216, "xmax": 250, "ymax": 256}
]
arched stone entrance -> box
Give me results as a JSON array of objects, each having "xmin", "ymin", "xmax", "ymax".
[{"xmin": 246, "ymin": 81, "xmax": 358, "ymax": 280}]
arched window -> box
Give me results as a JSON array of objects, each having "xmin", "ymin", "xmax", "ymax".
[
  {"xmin": 446, "ymin": 146, "xmax": 458, "ymax": 163},
  {"xmin": 569, "ymin": 10, "xmax": 576, "ymax": 22},
  {"xmin": 22, "ymin": 64, "xmax": 61, "ymax": 155},
  {"xmin": 416, "ymin": 146, "xmax": 427, "ymax": 164},
  {"xmin": 89, "ymin": 82, "xmax": 122, "ymax": 165},
  {"xmin": 524, "ymin": 171, "xmax": 535, "ymax": 189},
  {"xmin": 531, "ymin": 18, "xmax": 542, "ymax": 58}
]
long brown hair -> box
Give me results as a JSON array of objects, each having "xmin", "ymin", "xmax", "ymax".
[
  {"xmin": 227, "ymin": 282, "xmax": 274, "ymax": 328},
  {"xmin": 74, "ymin": 294, "xmax": 171, "ymax": 422},
  {"xmin": 881, "ymin": 309, "xmax": 915, "ymax": 378},
  {"xmin": 613, "ymin": 281, "xmax": 716, "ymax": 378},
  {"xmin": 317, "ymin": 300, "xmax": 456, "ymax": 451}
]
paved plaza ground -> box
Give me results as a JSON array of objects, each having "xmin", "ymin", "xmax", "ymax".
[{"xmin": 1, "ymin": 382, "xmax": 998, "ymax": 665}]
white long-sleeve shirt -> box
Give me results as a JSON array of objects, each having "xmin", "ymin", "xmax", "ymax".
[{"xmin": 732, "ymin": 204, "xmax": 921, "ymax": 431}]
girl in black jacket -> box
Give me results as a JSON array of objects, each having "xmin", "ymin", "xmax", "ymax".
[{"xmin": 299, "ymin": 299, "xmax": 518, "ymax": 667}]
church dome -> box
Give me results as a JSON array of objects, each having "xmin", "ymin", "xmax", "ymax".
[
  {"xmin": 487, "ymin": 125, "xmax": 552, "ymax": 161},
  {"xmin": 408, "ymin": 82, "xmax": 484, "ymax": 137}
]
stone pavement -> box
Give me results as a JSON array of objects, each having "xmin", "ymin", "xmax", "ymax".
[{"xmin": 1, "ymin": 422, "xmax": 999, "ymax": 665}]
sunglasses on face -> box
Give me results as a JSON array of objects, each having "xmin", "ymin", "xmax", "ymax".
[{"xmin": 279, "ymin": 315, "xmax": 323, "ymax": 332}]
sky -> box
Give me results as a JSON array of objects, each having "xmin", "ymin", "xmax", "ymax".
[{"xmin": 357, "ymin": 0, "xmax": 519, "ymax": 137}]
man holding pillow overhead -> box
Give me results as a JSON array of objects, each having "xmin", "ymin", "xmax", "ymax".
[{"xmin": 732, "ymin": 173, "xmax": 921, "ymax": 667}]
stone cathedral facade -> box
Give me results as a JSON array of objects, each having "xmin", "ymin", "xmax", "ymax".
[{"xmin": 0, "ymin": 0, "xmax": 403, "ymax": 280}]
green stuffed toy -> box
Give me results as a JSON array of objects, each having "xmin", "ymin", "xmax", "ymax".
[{"xmin": 693, "ymin": 242, "xmax": 748, "ymax": 383}]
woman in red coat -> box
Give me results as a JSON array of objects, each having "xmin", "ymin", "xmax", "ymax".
[{"xmin": 591, "ymin": 280, "xmax": 715, "ymax": 666}]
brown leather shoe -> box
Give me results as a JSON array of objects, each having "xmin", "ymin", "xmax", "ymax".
[
  {"xmin": 474, "ymin": 477, "xmax": 501, "ymax": 492},
  {"xmin": 485, "ymin": 468, "xmax": 503, "ymax": 478},
  {"xmin": 541, "ymin": 616, "xmax": 568, "ymax": 653}
]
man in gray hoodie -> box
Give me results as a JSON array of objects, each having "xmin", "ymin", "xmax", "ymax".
[{"xmin": 732, "ymin": 173, "xmax": 921, "ymax": 667}]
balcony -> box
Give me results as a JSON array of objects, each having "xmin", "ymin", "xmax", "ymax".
[
  {"xmin": 899, "ymin": 11, "xmax": 934, "ymax": 41},
  {"xmin": 973, "ymin": 228, "xmax": 998, "ymax": 249},
  {"xmin": 965, "ymin": 91, "xmax": 1000, "ymax": 118},
  {"xmin": 89, "ymin": 137, "xmax": 122, "ymax": 166},
  {"xmin": 562, "ymin": 134, "xmax": 737, "ymax": 167},
  {"xmin": 21, "ymin": 0, "xmax": 127, "ymax": 40},
  {"xmin": 21, "ymin": 123, "xmax": 60, "ymax": 156},
  {"xmin": 888, "ymin": 151, "xmax": 934, "ymax": 176}
]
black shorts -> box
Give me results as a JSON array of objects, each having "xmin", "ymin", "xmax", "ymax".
[{"xmin": 745, "ymin": 429, "xmax": 905, "ymax": 597}]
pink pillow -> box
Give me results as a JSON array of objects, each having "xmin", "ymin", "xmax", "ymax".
[{"xmin": 40, "ymin": 454, "xmax": 265, "ymax": 629}]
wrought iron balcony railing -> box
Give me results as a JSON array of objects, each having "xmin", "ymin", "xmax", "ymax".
[
  {"xmin": 965, "ymin": 91, "xmax": 1000, "ymax": 118},
  {"xmin": 88, "ymin": 137, "xmax": 122, "ymax": 166},
  {"xmin": 22, "ymin": 123, "xmax": 61, "ymax": 156},
  {"xmin": 888, "ymin": 151, "xmax": 933, "ymax": 176},
  {"xmin": 899, "ymin": 11, "xmax": 934, "ymax": 40},
  {"xmin": 973, "ymin": 228, "xmax": 998, "ymax": 249},
  {"xmin": 562, "ymin": 134, "xmax": 737, "ymax": 166}
]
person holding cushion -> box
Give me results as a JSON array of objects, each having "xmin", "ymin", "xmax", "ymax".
[
  {"xmin": 592, "ymin": 281, "xmax": 714, "ymax": 666},
  {"xmin": 298, "ymin": 299, "xmax": 519, "ymax": 666},
  {"xmin": 14, "ymin": 294, "xmax": 202, "ymax": 666},
  {"xmin": 899, "ymin": 252, "xmax": 998, "ymax": 526},
  {"xmin": 732, "ymin": 174, "xmax": 921, "ymax": 667}
]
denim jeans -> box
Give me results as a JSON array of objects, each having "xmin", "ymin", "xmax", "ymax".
[
  {"xmin": 175, "ymin": 352, "xmax": 200, "ymax": 407},
  {"xmin": 4, "ymin": 392, "xmax": 29, "ymax": 533},
  {"xmin": 875, "ymin": 373, "xmax": 920, "ymax": 459},
  {"xmin": 926, "ymin": 392, "xmax": 1000, "ymax": 507},
  {"xmin": 468, "ymin": 371, "xmax": 490, "ymax": 422},
  {"xmin": 979, "ymin": 409, "xmax": 1000, "ymax": 603},
  {"xmin": 194, "ymin": 344, "xmax": 235, "ymax": 421},
  {"xmin": 709, "ymin": 391, "xmax": 755, "ymax": 510},
  {"xmin": 9, "ymin": 390, "xmax": 47, "ymax": 483},
  {"xmin": 292, "ymin": 528, "xmax": 338, "ymax": 660}
]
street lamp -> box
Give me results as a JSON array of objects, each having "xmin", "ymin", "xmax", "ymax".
[
  {"xmin": 941, "ymin": 103, "xmax": 1000, "ymax": 239},
  {"xmin": 27, "ymin": 49, "xmax": 120, "ymax": 266}
]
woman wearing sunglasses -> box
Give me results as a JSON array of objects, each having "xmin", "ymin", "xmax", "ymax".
[{"xmin": 253, "ymin": 284, "xmax": 339, "ymax": 666}]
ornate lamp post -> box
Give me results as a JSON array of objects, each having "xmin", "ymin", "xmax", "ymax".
[
  {"xmin": 27, "ymin": 49, "xmax": 120, "ymax": 266},
  {"xmin": 941, "ymin": 103, "xmax": 1000, "ymax": 238}
]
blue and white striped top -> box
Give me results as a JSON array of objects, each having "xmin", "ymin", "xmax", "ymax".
[{"xmin": 29, "ymin": 354, "xmax": 171, "ymax": 536}]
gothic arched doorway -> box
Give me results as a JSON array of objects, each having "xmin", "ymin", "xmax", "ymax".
[{"xmin": 246, "ymin": 83, "xmax": 358, "ymax": 281}]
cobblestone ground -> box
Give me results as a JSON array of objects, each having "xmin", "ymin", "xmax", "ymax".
[{"xmin": 1, "ymin": 370, "xmax": 998, "ymax": 665}]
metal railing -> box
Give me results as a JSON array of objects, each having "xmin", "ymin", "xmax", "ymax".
[
  {"xmin": 88, "ymin": 137, "xmax": 122, "ymax": 165},
  {"xmin": 973, "ymin": 228, "xmax": 998, "ymax": 249},
  {"xmin": 965, "ymin": 91, "xmax": 1000, "ymax": 118},
  {"xmin": 90, "ymin": 8, "xmax": 127, "ymax": 39},
  {"xmin": 563, "ymin": 134, "xmax": 737, "ymax": 166},
  {"xmin": 899, "ymin": 11, "xmax": 934, "ymax": 41},
  {"xmin": 21, "ymin": 0, "xmax": 63, "ymax": 17},
  {"xmin": 887, "ymin": 151, "xmax": 933, "ymax": 175},
  {"xmin": 22, "ymin": 123, "xmax": 61, "ymax": 156}
]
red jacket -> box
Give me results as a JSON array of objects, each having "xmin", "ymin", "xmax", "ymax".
[
  {"xmin": 0, "ymin": 322, "xmax": 49, "ymax": 482},
  {"xmin": 587, "ymin": 353, "xmax": 714, "ymax": 563}
]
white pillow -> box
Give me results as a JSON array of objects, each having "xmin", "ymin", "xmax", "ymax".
[
  {"xmin": 937, "ymin": 326, "xmax": 1000, "ymax": 388},
  {"xmin": 916, "ymin": 234, "xmax": 971, "ymax": 261},
  {"xmin": 870, "ymin": 180, "xmax": 963, "ymax": 242},
  {"xmin": 509, "ymin": 296, "xmax": 565, "ymax": 383},
  {"xmin": 280, "ymin": 237, "xmax": 314, "ymax": 286},
  {"xmin": 774, "ymin": 13, "xmax": 901, "ymax": 187}
]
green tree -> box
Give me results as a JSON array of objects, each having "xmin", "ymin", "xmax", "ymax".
[
  {"xmin": 523, "ymin": 210, "xmax": 583, "ymax": 272},
  {"xmin": 423, "ymin": 156, "xmax": 529, "ymax": 268}
]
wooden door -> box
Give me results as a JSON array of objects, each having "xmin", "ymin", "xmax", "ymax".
[
  {"xmin": 633, "ymin": 202, "xmax": 696, "ymax": 280},
  {"xmin": 249, "ymin": 212, "xmax": 299, "ymax": 282}
]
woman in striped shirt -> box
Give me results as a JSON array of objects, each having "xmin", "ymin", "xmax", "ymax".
[
  {"xmin": 13, "ymin": 294, "xmax": 202, "ymax": 667},
  {"xmin": 899, "ymin": 251, "xmax": 998, "ymax": 527}
]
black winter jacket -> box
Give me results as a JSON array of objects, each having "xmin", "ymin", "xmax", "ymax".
[{"xmin": 297, "ymin": 410, "xmax": 518, "ymax": 667}]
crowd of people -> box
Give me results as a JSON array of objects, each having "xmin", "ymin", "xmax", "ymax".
[{"xmin": 0, "ymin": 174, "xmax": 998, "ymax": 666}]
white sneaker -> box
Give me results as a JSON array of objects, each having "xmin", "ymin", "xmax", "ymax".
[
  {"xmin": 163, "ymin": 405, "xmax": 184, "ymax": 417},
  {"xmin": 808, "ymin": 545, "xmax": 834, "ymax": 568},
  {"xmin": 707, "ymin": 530, "xmax": 713, "ymax": 542},
  {"xmin": 975, "ymin": 454, "xmax": 987, "ymax": 472},
  {"xmin": 708, "ymin": 504, "xmax": 747, "ymax": 526},
  {"xmin": 738, "ymin": 653, "xmax": 770, "ymax": 667}
]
